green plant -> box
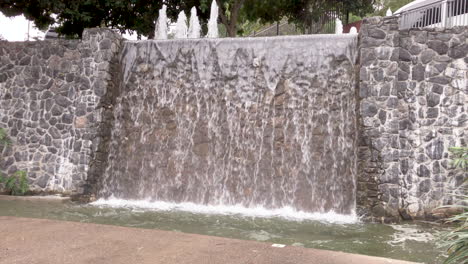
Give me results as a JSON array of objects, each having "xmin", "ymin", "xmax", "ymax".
[
  {"xmin": 449, "ymin": 147, "xmax": 468, "ymax": 170},
  {"xmin": 0, "ymin": 171, "xmax": 29, "ymax": 196},
  {"xmin": 0, "ymin": 128, "xmax": 29, "ymax": 196},
  {"xmin": 439, "ymin": 194, "xmax": 467, "ymax": 264},
  {"xmin": 0, "ymin": 127, "xmax": 10, "ymax": 146},
  {"xmin": 438, "ymin": 147, "xmax": 468, "ymax": 264}
]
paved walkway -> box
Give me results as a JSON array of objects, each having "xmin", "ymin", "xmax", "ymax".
[{"xmin": 0, "ymin": 216, "xmax": 418, "ymax": 264}]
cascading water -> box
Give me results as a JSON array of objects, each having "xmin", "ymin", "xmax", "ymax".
[
  {"xmin": 335, "ymin": 18, "xmax": 343, "ymax": 34},
  {"xmin": 98, "ymin": 34, "xmax": 359, "ymax": 221},
  {"xmin": 175, "ymin": 11, "xmax": 188, "ymax": 39},
  {"xmin": 155, "ymin": 5, "xmax": 168, "ymax": 40},
  {"xmin": 188, "ymin": 7, "xmax": 201, "ymax": 38},
  {"xmin": 207, "ymin": 0, "xmax": 219, "ymax": 38}
]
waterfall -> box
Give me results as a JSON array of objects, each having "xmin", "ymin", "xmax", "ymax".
[
  {"xmin": 207, "ymin": 0, "xmax": 219, "ymax": 38},
  {"xmin": 155, "ymin": 5, "xmax": 168, "ymax": 40},
  {"xmin": 175, "ymin": 11, "xmax": 188, "ymax": 39},
  {"xmin": 188, "ymin": 7, "xmax": 201, "ymax": 38},
  {"xmin": 99, "ymin": 34, "xmax": 359, "ymax": 218}
]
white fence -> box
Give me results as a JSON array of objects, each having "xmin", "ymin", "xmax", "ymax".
[{"xmin": 399, "ymin": 0, "xmax": 468, "ymax": 29}]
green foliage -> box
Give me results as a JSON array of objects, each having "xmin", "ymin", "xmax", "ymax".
[
  {"xmin": 449, "ymin": 147, "xmax": 468, "ymax": 170},
  {"xmin": 372, "ymin": 0, "xmax": 413, "ymax": 16},
  {"xmin": 0, "ymin": 128, "xmax": 29, "ymax": 195},
  {"xmin": 1, "ymin": 0, "xmax": 374, "ymax": 38},
  {"xmin": 439, "ymin": 194, "xmax": 468, "ymax": 264},
  {"xmin": 0, "ymin": 171, "xmax": 29, "ymax": 196},
  {"xmin": 438, "ymin": 147, "xmax": 468, "ymax": 264},
  {"xmin": 0, "ymin": 127, "xmax": 10, "ymax": 146}
]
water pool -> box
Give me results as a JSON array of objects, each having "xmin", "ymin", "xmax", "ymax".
[{"xmin": 0, "ymin": 198, "xmax": 447, "ymax": 264}]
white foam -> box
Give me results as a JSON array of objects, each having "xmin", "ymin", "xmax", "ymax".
[
  {"xmin": 91, "ymin": 198, "xmax": 358, "ymax": 224},
  {"xmin": 388, "ymin": 225, "xmax": 435, "ymax": 246}
]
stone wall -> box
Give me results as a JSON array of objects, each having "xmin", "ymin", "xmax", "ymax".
[
  {"xmin": 0, "ymin": 29, "xmax": 122, "ymax": 194},
  {"xmin": 358, "ymin": 17, "xmax": 467, "ymax": 221},
  {"xmin": 0, "ymin": 22, "xmax": 466, "ymax": 221}
]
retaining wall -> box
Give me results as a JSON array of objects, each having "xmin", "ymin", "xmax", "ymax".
[
  {"xmin": 0, "ymin": 29, "xmax": 121, "ymax": 194},
  {"xmin": 358, "ymin": 17, "xmax": 467, "ymax": 221},
  {"xmin": 0, "ymin": 19, "xmax": 466, "ymax": 221}
]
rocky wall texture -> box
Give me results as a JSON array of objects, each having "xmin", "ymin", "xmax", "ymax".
[
  {"xmin": 0, "ymin": 29, "xmax": 122, "ymax": 194},
  {"xmin": 358, "ymin": 17, "xmax": 467, "ymax": 221}
]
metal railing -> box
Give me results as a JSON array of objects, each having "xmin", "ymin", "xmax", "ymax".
[{"xmin": 399, "ymin": 0, "xmax": 468, "ymax": 29}]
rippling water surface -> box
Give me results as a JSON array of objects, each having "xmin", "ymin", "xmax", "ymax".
[{"xmin": 0, "ymin": 199, "xmax": 447, "ymax": 263}]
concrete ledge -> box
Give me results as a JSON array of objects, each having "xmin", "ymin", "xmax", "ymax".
[
  {"xmin": 0, "ymin": 216, "xmax": 420, "ymax": 264},
  {"xmin": 0, "ymin": 195, "xmax": 70, "ymax": 202}
]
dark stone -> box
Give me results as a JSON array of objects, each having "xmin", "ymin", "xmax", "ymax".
[
  {"xmin": 434, "ymin": 63, "xmax": 447, "ymax": 73},
  {"xmin": 417, "ymin": 164, "xmax": 430, "ymax": 177},
  {"xmin": 399, "ymin": 208, "xmax": 413, "ymax": 220},
  {"xmin": 99, "ymin": 39, "xmax": 112, "ymax": 49},
  {"xmin": 19, "ymin": 56, "xmax": 31, "ymax": 65},
  {"xmin": 431, "ymin": 84, "xmax": 444, "ymax": 94},
  {"xmin": 427, "ymin": 108, "xmax": 439, "ymax": 118},
  {"xmin": 399, "ymin": 49, "xmax": 412, "ymax": 62},
  {"xmin": 433, "ymin": 161, "xmax": 441, "ymax": 174},
  {"xmin": 420, "ymin": 50, "xmax": 436, "ymax": 64},
  {"xmin": 429, "ymin": 76, "xmax": 450, "ymax": 85},
  {"xmin": 361, "ymin": 50, "xmax": 376, "ymax": 65},
  {"xmin": 48, "ymin": 127, "xmax": 61, "ymax": 139},
  {"xmin": 49, "ymin": 117, "xmax": 58, "ymax": 126},
  {"xmin": 36, "ymin": 175, "xmax": 49, "ymax": 188},
  {"xmin": 55, "ymin": 95, "xmax": 72, "ymax": 108},
  {"xmin": 369, "ymin": 28, "xmax": 386, "ymax": 39},
  {"xmin": 387, "ymin": 97, "xmax": 399, "ymax": 108},
  {"xmin": 412, "ymin": 64, "xmax": 425, "ymax": 81},
  {"xmin": 400, "ymin": 159, "xmax": 409, "ymax": 175},
  {"xmin": 361, "ymin": 101, "xmax": 378, "ymax": 117},
  {"xmin": 419, "ymin": 179, "xmax": 431, "ymax": 193},
  {"xmin": 448, "ymin": 44, "xmax": 467, "ymax": 59},
  {"xmin": 62, "ymin": 114, "xmax": 73, "ymax": 124},
  {"xmin": 398, "ymin": 70, "xmax": 408, "ymax": 81},
  {"xmin": 426, "ymin": 139, "xmax": 444, "ymax": 160},
  {"xmin": 428, "ymin": 40, "xmax": 448, "ymax": 55},
  {"xmin": 13, "ymin": 109, "xmax": 25, "ymax": 119},
  {"xmin": 94, "ymin": 80, "xmax": 107, "ymax": 96},
  {"xmin": 51, "ymin": 105, "xmax": 63, "ymax": 116},
  {"xmin": 409, "ymin": 45, "xmax": 422, "ymax": 55},
  {"xmin": 426, "ymin": 93, "xmax": 440, "ymax": 107},
  {"xmin": 378, "ymin": 110, "xmax": 387, "ymax": 124}
]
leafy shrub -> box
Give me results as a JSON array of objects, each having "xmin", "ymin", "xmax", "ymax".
[
  {"xmin": 0, "ymin": 128, "xmax": 29, "ymax": 195},
  {"xmin": 449, "ymin": 147, "xmax": 468, "ymax": 170},
  {"xmin": 0, "ymin": 127, "xmax": 10, "ymax": 146},
  {"xmin": 439, "ymin": 147, "xmax": 467, "ymax": 264},
  {"xmin": 439, "ymin": 195, "xmax": 467, "ymax": 264},
  {"xmin": 0, "ymin": 171, "xmax": 29, "ymax": 196}
]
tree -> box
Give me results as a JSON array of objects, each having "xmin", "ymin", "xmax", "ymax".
[
  {"xmin": 1, "ymin": 0, "xmax": 374, "ymax": 38},
  {"xmin": 243, "ymin": 0, "xmax": 374, "ymax": 31},
  {"xmin": 372, "ymin": 0, "xmax": 413, "ymax": 16}
]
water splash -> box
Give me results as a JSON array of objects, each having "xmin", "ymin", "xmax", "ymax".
[
  {"xmin": 155, "ymin": 5, "xmax": 168, "ymax": 40},
  {"xmin": 386, "ymin": 8, "xmax": 393, "ymax": 17},
  {"xmin": 207, "ymin": 0, "xmax": 219, "ymax": 38},
  {"xmin": 188, "ymin": 7, "xmax": 201, "ymax": 38},
  {"xmin": 335, "ymin": 18, "xmax": 343, "ymax": 34},
  {"xmin": 91, "ymin": 197, "xmax": 359, "ymax": 223},
  {"xmin": 175, "ymin": 11, "xmax": 188, "ymax": 39},
  {"xmin": 349, "ymin": 27, "xmax": 358, "ymax": 34}
]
